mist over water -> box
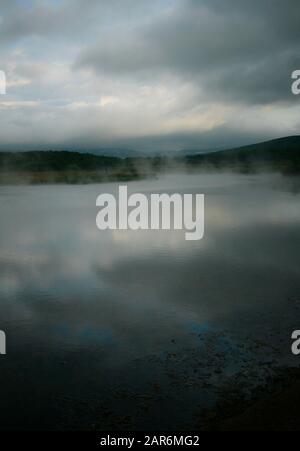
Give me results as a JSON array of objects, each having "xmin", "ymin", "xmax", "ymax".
[{"xmin": 0, "ymin": 172, "xmax": 300, "ymax": 430}]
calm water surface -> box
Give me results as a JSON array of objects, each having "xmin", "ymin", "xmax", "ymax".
[{"xmin": 0, "ymin": 173, "xmax": 300, "ymax": 430}]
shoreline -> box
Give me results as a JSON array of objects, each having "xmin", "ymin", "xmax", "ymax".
[{"xmin": 200, "ymin": 367, "xmax": 300, "ymax": 431}]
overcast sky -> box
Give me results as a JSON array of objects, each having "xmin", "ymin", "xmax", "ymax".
[{"xmin": 0, "ymin": 0, "xmax": 299, "ymax": 152}]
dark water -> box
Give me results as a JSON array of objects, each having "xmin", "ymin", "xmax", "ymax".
[{"xmin": 0, "ymin": 173, "xmax": 300, "ymax": 430}]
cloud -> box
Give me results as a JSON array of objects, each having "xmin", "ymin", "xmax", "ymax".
[
  {"xmin": 0, "ymin": 0, "xmax": 299, "ymax": 152},
  {"xmin": 76, "ymin": 0, "xmax": 300, "ymax": 105}
]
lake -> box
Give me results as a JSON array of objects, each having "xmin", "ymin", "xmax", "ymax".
[{"xmin": 0, "ymin": 172, "xmax": 300, "ymax": 430}]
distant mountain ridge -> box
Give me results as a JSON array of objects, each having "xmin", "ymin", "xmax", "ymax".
[
  {"xmin": 180, "ymin": 135, "xmax": 300, "ymax": 156},
  {"xmin": 184, "ymin": 135, "xmax": 300, "ymax": 173},
  {"xmin": 0, "ymin": 135, "xmax": 300, "ymax": 181},
  {"xmin": 0, "ymin": 150, "xmax": 121, "ymax": 172}
]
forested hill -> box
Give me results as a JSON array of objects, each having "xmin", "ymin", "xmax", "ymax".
[
  {"xmin": 184, "ymin": 136, "xmax": 300, "ymax": 173},
  {"xmin": 0, "ymin": 151, "xmax": 121, "ymax": 172},
  {"xmin": 0, "ymin": 135, "xmax": 300, "ymax": 183},
  {"xmin": 0, "ymin": 151, "xmax": 148, "ymax": 184}
]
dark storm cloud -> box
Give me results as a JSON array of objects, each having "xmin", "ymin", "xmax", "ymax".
[
  {"xmin": 0, "ymin": 0, "xmax": 299, "ymax": 152},
  {"xmin": 76, "ymin": 0, "xmax": 300, "ymax": 105},
  {"xmin": 0, "ymin": 0, "xmax": 100, "ymax": 43},
  {"xmin": 0, "ymin": 0, "xmax": 162, "ymax": 44}
]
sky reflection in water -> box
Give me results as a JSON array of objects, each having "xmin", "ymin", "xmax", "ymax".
[{"xmin": 0, "ymin": 173, "xmax": 300, "ymax": 429}]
